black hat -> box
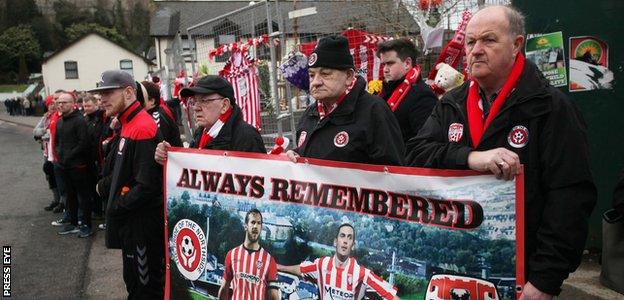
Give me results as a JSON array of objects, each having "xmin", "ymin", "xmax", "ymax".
[
  {"xmin": 308, "ymin": 35, "xmax": 354, "ymax": 70},
  {"xmin": 89, "ymin": 70, "xmax": 136, "ymax": 92},
  {"xmin": 180, "ymin": 75, "xmax": 235, "ymax": 102}
]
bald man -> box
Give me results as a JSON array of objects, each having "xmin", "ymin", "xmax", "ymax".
[{"xmin": 407, "ymin": 5, "xmax": 596, "ymax": 299}]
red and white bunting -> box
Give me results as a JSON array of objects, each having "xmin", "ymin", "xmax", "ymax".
[{"xmin": 208, "ymin": 34, "xmax": 277, "ymax": 60}]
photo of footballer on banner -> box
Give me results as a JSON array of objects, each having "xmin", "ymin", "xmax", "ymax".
[{"xmin": 163, "ymin": 149, "xmax": 525, "ymax": 300}]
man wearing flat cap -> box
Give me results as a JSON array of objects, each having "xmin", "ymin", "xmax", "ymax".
[
  {"xmin": 154, "ymin": 75, "xmax": 265, "ymax": 164},
  {"xmin": 286, "ymin": 35, "xmax": 404, "ymax": 165},
  {"xmin": 90, "ymin": 70, "xmax": 165, "ymax": 298}
]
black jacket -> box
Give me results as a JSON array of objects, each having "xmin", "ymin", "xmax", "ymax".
[
  {"xmin": 381, "ymin": 76, "xmax": 437, "ymax": 143},
  {"xmin": 294, "ymin": 76, "xmax": 405, "ymax": 166},
  {"xmin": 407, "ymin": 61, "xmax": 596, "ymax": 295},
  {"xmin": 104, "ymin": 101, "xmax": 163, "ymax": 249},
  {"xmin": 613, "ymin": 169, "xmax": 624, "ymax": 215},
  {"xmin": 97, "ymin": 123, "xmax": 120, "ymax": 199},
  {"xmin": 148, "ymin": 105, "xmax": 182, "ymax": 147},
  {"xmin": 85, "ymin": 110, "xmax": 105, "ymax": 163},
  {"xmin": 54, "ymin": 110, "xmax": 89, "ymax": 169},
  {"xmin": 190, "ymin": 104, "xmax": 266, "ymax": 153}
]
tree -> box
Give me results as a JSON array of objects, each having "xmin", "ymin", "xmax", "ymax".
[
  {"xmin": 65, "ymin": 23, "xmax": 130, "ymax": 48},
  {"xmin": 113, "ymin": 0, "xmax": 126, "ymax": 36},
  {"xmin": 93, "ymin": 0, "xmax": 113, "ymax": 28},
  {"xmin": 128, "ymin": 2, "xmax": 150, "ymax": 53},
  {"xmin": 31, "ymin": 16, "xmax": 62, "ymax": 52},
  {"xmin": 4, "ymin": 0, "xmax": 40, "ymax": 29},
  {"xmin": 180, "ymin": 191, "xmax": 191, "ymax": 202},
  {"xmin": 0, "ymin": 25, "xmax": 41, "ymax": 82},
  {"xmin": 53, "ymin": 0, "xmax": 91, "ymax": 29}
]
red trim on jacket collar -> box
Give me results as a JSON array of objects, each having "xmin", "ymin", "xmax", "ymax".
[{"xmin": 119, "ymin": 101, "xmax": 142, "ymax": 125}]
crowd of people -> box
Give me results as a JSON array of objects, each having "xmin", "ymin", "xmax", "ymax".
[
  {"xmin": 4, "ymin": 96, "xmax": 40, "ymax": 116},
  {"xmin": 31, "ymin": 72, "xmax": 180, "ymax": 297},
  {"xmin": 17, "ymin": 4, "xmax": 620, "ymax": 300}
]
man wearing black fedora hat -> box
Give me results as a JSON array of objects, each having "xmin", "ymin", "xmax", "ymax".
[
  {"xmin": 286, "ymin": 35, "xmax": 404, "ymax": 165},
  {"xmin": 90, "ymin": 70, "xmax": 165, "ymax": 298},
  {"xmin": 154, "ymin": 75, "xmax": 265, "ymax": 164}
]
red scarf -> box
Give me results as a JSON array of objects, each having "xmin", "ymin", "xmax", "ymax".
[
  {"xmin": 467, "ymin": 54, "xmax": 525, "ymax": 148},
  {"xmin": 317, "ymin": 77, "xmax": 357, "ymax": 119},
  {"xmin": 198, "ymin": 107, "xmax": 233, "ymax": 149},
  {"xmin": 385, "ymin": 65, "xmax": 421, "ymax": 111},
  {"xmin": 48, "ymin": 111, "xmax": 61, "ymax": 161}
]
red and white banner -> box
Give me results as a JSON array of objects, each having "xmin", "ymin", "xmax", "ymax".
[
  {"xmin": 427, "ymin": 11, "xmax": 472, "ymax": 81},
  {"xmin": 219, "ymin": 51, "xmax": 261, "ymax": 131},
  {"xmin": 299, "ymin": 29, "xmax": 392, "ymax": 82},
  {"xmin": 164, "ymin": 149, "xmax": 525, "ymax": 299}
]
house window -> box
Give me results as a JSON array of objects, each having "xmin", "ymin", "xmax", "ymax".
[
  {"xmin": 64, "ymin": 61, "xmax": 78, "ymax": 79},
  {"xmin": 213, "ymin": 18, "xmax": 241, "ymax": 63},
  {"xmin": 254, "ymin": 21, "xmax": 279, "ymax": 60},
  {"xmin": 182, "ymin": 38, "xmax": 194, "ymax": 63},
  {"xmin": 120, "ymin": 59, "xmax": 133, "ymax": 75}
]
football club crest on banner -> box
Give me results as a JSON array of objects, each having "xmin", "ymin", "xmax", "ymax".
[{"xmin": 171, "ymin": 219, "xmax": 207, "ymax": 281}]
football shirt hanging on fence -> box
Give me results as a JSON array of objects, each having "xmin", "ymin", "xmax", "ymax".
[{"xmin": 219, "ymin": 50, "xmax": 262, "ymax": 131}]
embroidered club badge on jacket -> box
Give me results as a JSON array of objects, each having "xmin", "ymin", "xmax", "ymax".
[
  {"xmin": 508, "ymin": 125, "xmax": 529, "ymax": 148},
  {"xmin": 334, "ymin": 131, "xmax": 349, "ymax": 147},
  {"xmin": 448, "ymin": 123, "xmax": 464, "ymax": 142}
]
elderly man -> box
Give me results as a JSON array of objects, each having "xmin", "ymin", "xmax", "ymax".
[
  {"xmin": 154, "ymin": 75, "xmax": 265, "ymax": 164},
  {"xmin": 377, "ymin": 38, "xmax": 437, "ymax": 143},
  {"xmin": 90, "ymin": 70, "xmax": 164, "ymax": 298},
  {"xmin": 287, "ymin": 35, "xmax": 404, "ymax": 165},
  {"xmin": 407, "ymin": 5, "xmax": 596, "ymax": 299}
]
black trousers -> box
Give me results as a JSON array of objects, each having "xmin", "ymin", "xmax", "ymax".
[
  {"xmin": 61, "ymin": 166, "xmax": 93, "ymax": 228},
  {"xmin": 43, "ymin": 161, "xmax": 56, "ymax": 190},
  {"xmin": 120, "ymin": 212, "xmax": 165, "ymax": 299}
]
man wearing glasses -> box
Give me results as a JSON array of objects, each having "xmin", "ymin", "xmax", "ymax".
[
  {"xmin": 154, "ymin": 75, "xmax": 265, "ymax": 164},
  {"xmin": 54, "ymin": 92, "xmax": 93, "ymax": 238},
  {"xmin": 90, "ymin": 70, "xmax": 165, "ymax": 298}
]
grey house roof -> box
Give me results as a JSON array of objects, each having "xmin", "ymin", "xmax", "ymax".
[
  {"xmin": 150, "ymin": 1, "xmax": 419, "ymax": 38},
  {"xmin": 150, "ymin": 1, "xmax": 250, "ymax": 37}
]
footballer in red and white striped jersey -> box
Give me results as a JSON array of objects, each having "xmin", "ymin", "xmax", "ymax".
[
  {"xmin": 279, "ymin": 224, "xmax": 398, "ymax": 300},
  {"xmin": 223, "ymin": 245, "xmax": 278, "ymax": 300},
  {"xmin": 219, "ymin": 209, "xmax": 279, "ymax": 300},
  {"xmin": 299, "ymin": 256, "xmax": 397, "ymax": 300}
]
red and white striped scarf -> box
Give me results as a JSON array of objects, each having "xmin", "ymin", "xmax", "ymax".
[
  {"xmin": 197, "ymin": 107, "xmax": 233, "ymax": 149},
  {"xmin": 317, "ymin": 77, "xmax": 357, "ymax": 119},
  {"xmin": 385, "ymin": 65, "xmax": 421, "ymax": 112}
]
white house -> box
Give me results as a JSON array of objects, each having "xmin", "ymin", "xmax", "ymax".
[{"xmin": 41, "ymin": 33, "xmax": 155, "ymax": 94}]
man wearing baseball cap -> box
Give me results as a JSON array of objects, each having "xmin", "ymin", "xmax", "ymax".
[
  {"xmin": 154, "ymin": 75, "xmax": 265, "ymax": 165},
  {"xmin": 286, "ymin": 35, "xmax": 404, "ymax": 165},
  {"xmin": 90, "ymin": 70, "xmax": 165, "ymax": 298}
]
